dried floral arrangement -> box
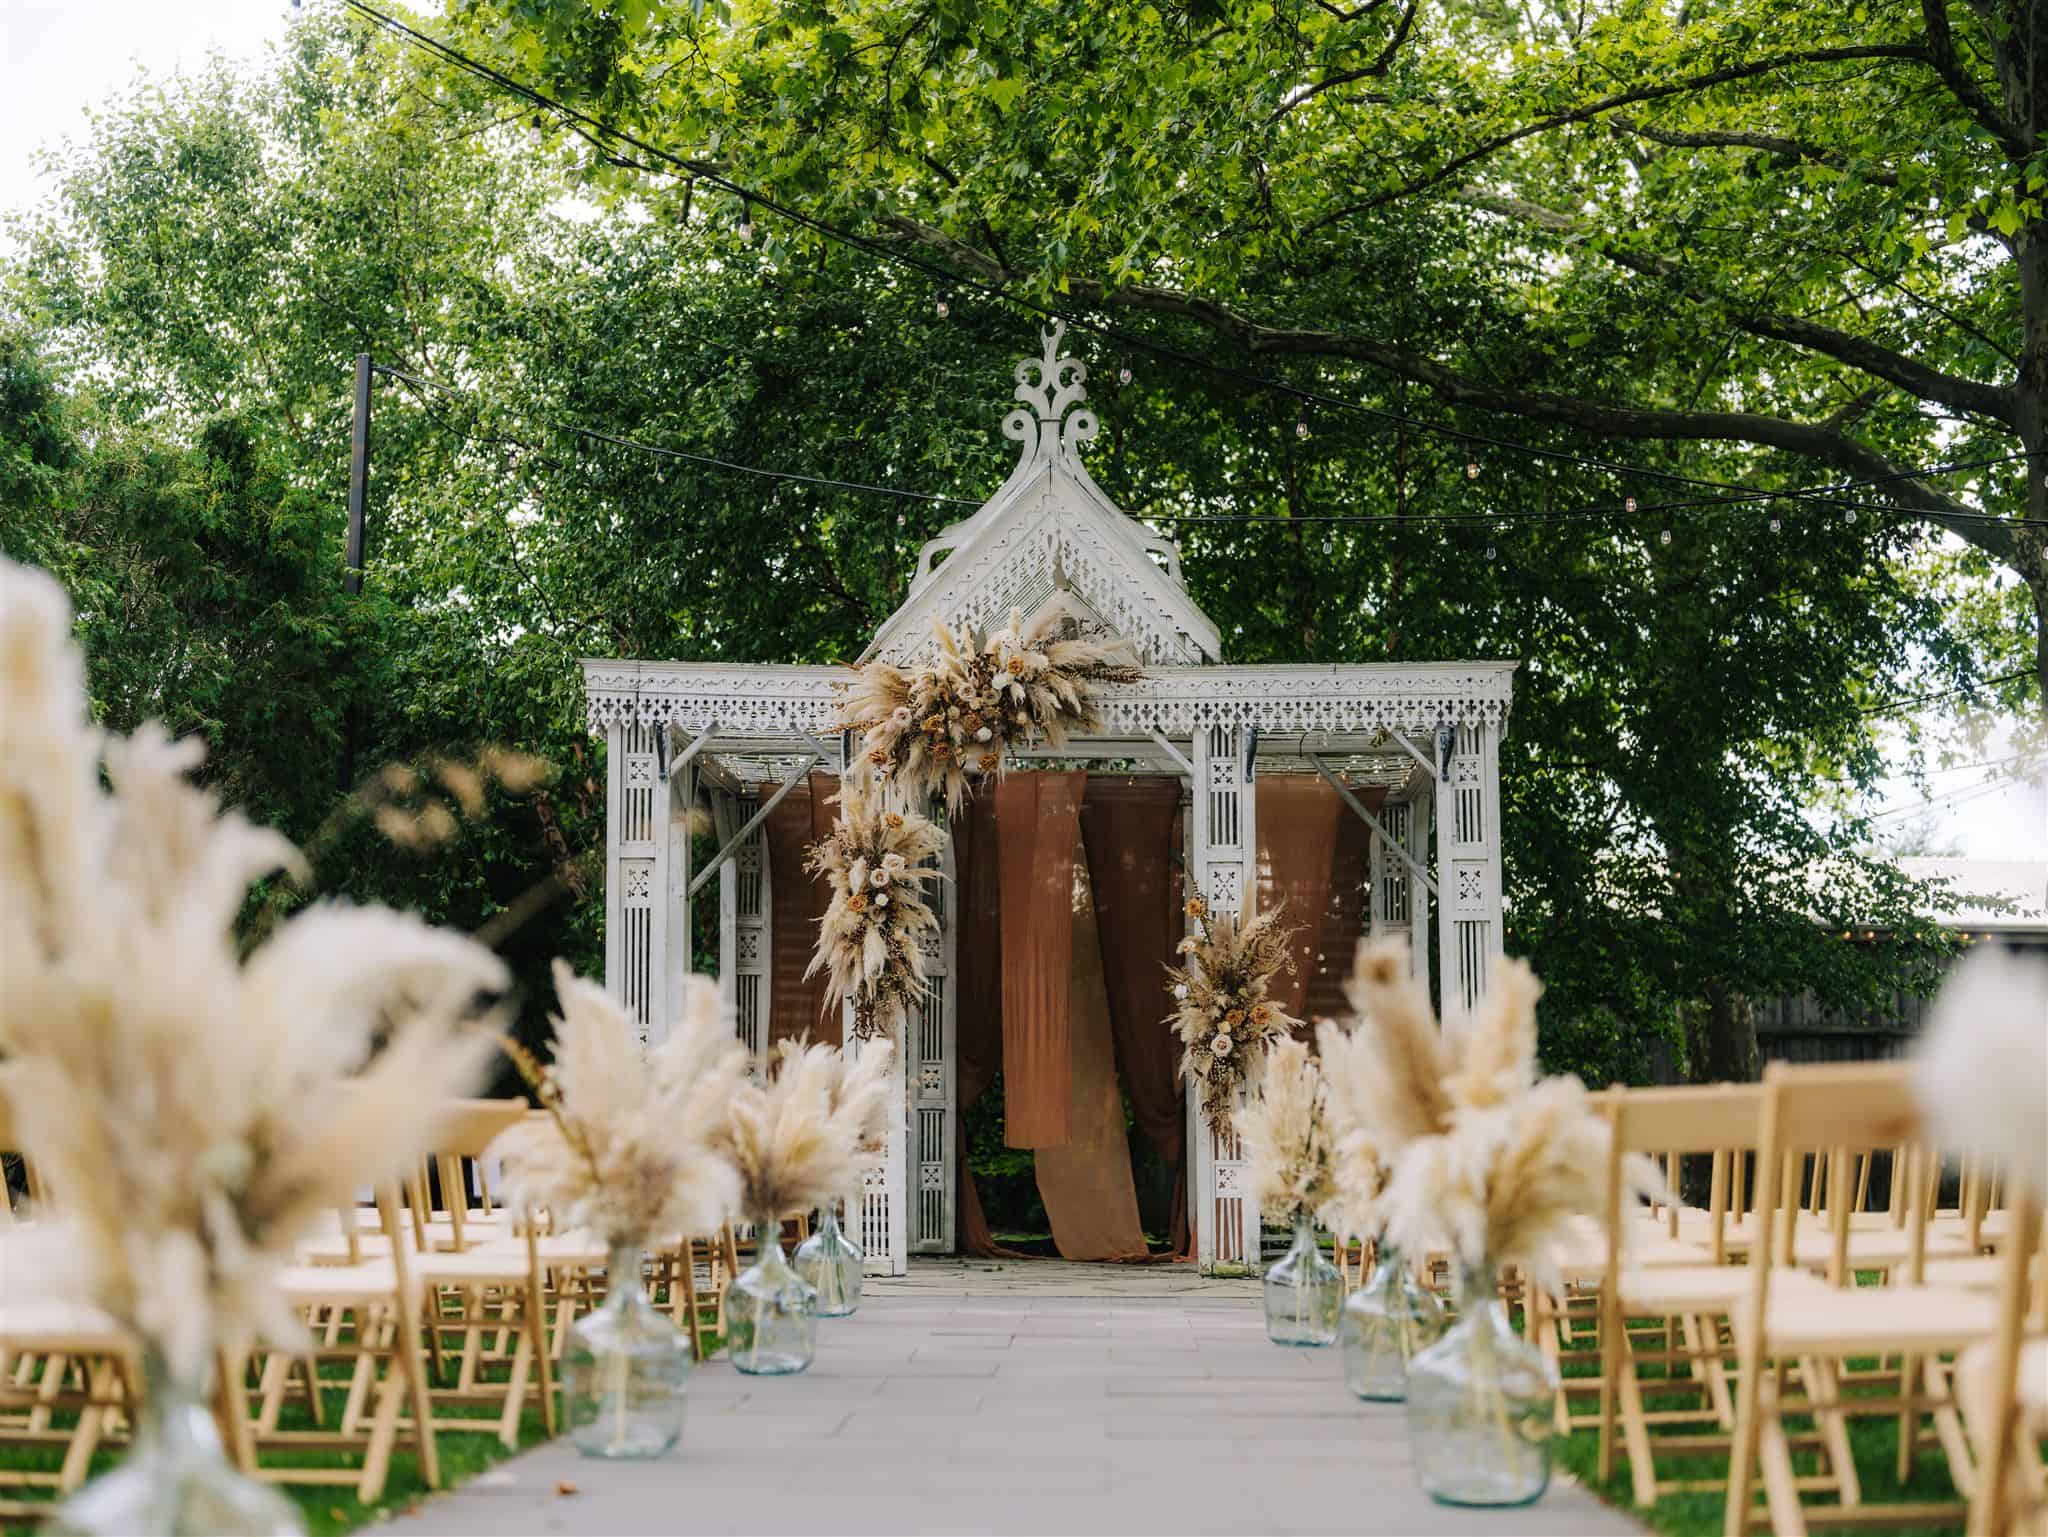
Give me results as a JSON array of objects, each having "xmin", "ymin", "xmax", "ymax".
[
  {"xmin": 1912, "ymin": 942, "xmax": 2048, "ymax": 1200},
  {"xmin": 491, "ymin": 961, "xmax": 745, "ymax": 1251},
  {"xmin": 803, "ymin": 777, "xmax": 946, "ymax": 1040},
  {"xmin": 717, "ymin": 1039, "xmax": 895, "ymax": 1227},
  {"xmin": 1236, "ymin": 1037, "xmax": 1336, "ymax": 1225},
  {"xmin": 1323, "ymin": 934, "xmax": 1662, "ymax": 1293},
  {"xmin": 1165, "ymin": 895, "xmax": 1304, "ymax": 1127},
  {"xmin": 0, "ymin": 559, "xmax": 500, "ymax": 1383},
  {"xmin": 835, "ymin": 595, "xmax": 1142, "ymax": 811}
]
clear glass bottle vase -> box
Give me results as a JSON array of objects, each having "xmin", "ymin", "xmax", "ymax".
[
  {"xmin": 562, "ymin": 1244, "xmax": 690, "ymax": 1459},
  {"xmin": 49, "ymin": 1348, "xmax": 302, "ymax": 1537},
  {"xmin": 792, "ymin": 1201, "xmax": 863, "ymax": 1318},
  {"xmin": 1262, "ymin": 1212, "xmax": 1341, "ymax": 1347},
  {"xmin": 728, "ymin": 1215, "xmax": 818, "ymax": 1375},
  {"xmin": 1341, "ymin": 1243, "xmax": 1446, "ymax": 1401},
  {"xmin": 1404, "ymin": 1264, "xmax": 1558, "ymax": 1507}
]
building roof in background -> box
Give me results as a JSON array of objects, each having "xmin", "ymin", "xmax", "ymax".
[{"xmin": 1897, "ymin": 858, "xmax": 2048, "ymax": 934}]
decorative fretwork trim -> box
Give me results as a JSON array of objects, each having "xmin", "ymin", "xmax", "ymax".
[{"xmin": 580, "ymin": 659, "xmax": 1517, "ymax": 738}]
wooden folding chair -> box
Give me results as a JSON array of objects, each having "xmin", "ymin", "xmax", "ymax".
[
  {"xmin": 239, "ymin": 1184, "xmax": 441, "ymax": 1503},
  {"xmin": 1955, "ymin": 1187, "xmax": 2048, "ymax": 1537},
  {"xmin": 1725, "ymin": 1062, "xmax": 2004, "ymax": 1537},
  {"xmin": 405, "ymin": 1101, "xmax": 558, "ymax": 1450},
  {"xmin": 1593, "ymin": 1084, "xmax": 1844, "ymax": 1509}
]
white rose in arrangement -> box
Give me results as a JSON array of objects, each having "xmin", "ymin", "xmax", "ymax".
[
  {"xmin": 991, "ymin": 671, "xmax": 1014, "ymax": 690},
  {"xmin": 880, "ymin": 852, "xmax": 907, "ymax": 874},
  {"xmin": 871, "ymin": 867, "xmax": 892, "ymax": 887},
  {"xmin": 1176, "ymin": 937, "xmax": 1198, "ymax": 955},
  {"xmin": 975, "ymin": 727, "xmax": 993, "ymax": 742},
  {"xmin": 875, "ymin": 894, "xmax": 889, "ymax": 908},
  {"xmin": 1173, "ymin": 983, "xmax": 1189, "ymax": 1000},
  {"xmin": 1211, "ymin": 1032, "xmax": 1234, "ymax": 1057},
  {"xmin": 889, "ymin": 706, "xmax": 913, "ymax": 728}
]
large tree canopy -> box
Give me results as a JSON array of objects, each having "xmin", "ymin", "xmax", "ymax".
[
  {"xmin": 450, "ymin": 0, "xmax": 2048, "ymax": 715},
  {"xmin": 1, "ymin": 6, "xmax": 1995, "ymax": 1082}
]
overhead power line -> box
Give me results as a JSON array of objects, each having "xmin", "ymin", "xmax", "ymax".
[
  {"xmin": 336, "ymin": 0, "xmax": 2048, "ymax": 532},
  {"xmin": 371, "ymin": 361, "xmax": 2038, "ymax": 536}
]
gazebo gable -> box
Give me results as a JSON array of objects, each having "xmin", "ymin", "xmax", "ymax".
[{"xmin": 862, "ymin": 323, "xmax": 1221, "ymax": 668}]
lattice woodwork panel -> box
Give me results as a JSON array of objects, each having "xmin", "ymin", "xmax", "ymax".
[
  {"xmin": 1377, "ymin": 801, "xmax": 1411, "ymax": 928},
  {"xmin": 1456, "ymin": 920, "xmax": 1490, "ymax": 1014},
  {"xmin": 620, "ymin": 856, "xmax": 655, "ymax": 1041},
  {"xmin": 735, "ymin": 973, "xmax": 761, "ymax": 1059},
  {"xmin": 735, "ymin": 832, "xmax": 764, "ymax": 918}
]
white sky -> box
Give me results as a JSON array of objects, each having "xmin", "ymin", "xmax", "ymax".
[
  {"xmin": 1, "ymin": 0, "xmax": 291, "ymax": 228},
  {"xmin": 2, "ymin": 1, "xmax": 2044, "ymax": 864}
]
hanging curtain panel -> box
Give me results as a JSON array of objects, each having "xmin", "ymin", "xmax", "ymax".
[
  {"xmin": 993, "ymin": 772, "xmax": 1085, "ymax": 1148},
  {"xmin": 1255, "ymin": 777, "xmax": 1385, "ymax": 1031},
  {"xmin": 759, "ymin": 771, "xmax": 845, "ymax": 1052}
]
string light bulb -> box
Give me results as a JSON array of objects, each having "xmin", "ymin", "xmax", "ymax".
[
  {"xmin": 1322, "ymin": 535, "xmax": 1334, "ymax": 554},
  {"xmin": 935, "ymin": 295, "xmax": 950, "ymax": 319},
  {"xmin": 1844, "ymin": 508, "xmax": 1857, "ymax": 526},
  {"xmin": 1770, "ymin": 516, "xmax": 1781, "ymax": 532},
  {"xmin": 1486, "ymin": 542, "xmax": 1497, "ymax": 560},
  {"xmin": 1659, "ymin": 528, "xmax": 1672, "ymax": 546},
  {"xmin": 1465, "ymin": 461, "xmax": 1480, "ymax": 480},
  {"xmin": 1295, "ymin": 412, "xmax": 1309, "ymax": 439},
  {"xmin": 1119, "ymin": 365, "xmax": 1132, "ymax": 386},
  {"xmin": 736, "ymin": 199, "xmax": 754, "ymax": 243},
  {"xmin": 1623, "ymin": 496, "xmax": 1637, "ymax": 513},
  {"xmin": 527, "ymin": 116, "xmax": 545, "ymax": 145}
]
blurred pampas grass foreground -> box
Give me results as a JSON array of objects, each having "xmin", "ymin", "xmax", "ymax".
[
  {"xmin": 0, "ymin": 558, "xmax": 501, "ymax": 1382},
  {"xmin": 1912, "ymin": 942, "xmax": 2048, "ymax": 1200},
  {"xmin": 492, "ymin": 961, "xmax": 746, "ymax": 1251}
]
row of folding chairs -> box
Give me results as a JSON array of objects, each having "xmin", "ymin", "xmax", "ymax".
[
  {"xmin": 1519, "ymin": 1063, "xmax": 2044, "ymax": 1536},
  {"xmin": 0, "ymin": 1096, "xmax": 757, "ymax": 1521}
]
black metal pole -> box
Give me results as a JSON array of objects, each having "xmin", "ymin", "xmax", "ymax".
[
  {"xmin": 344, "ymin": 352, "xmax": 373, "ymax": 596},
  {"xmin": 340, "ymin": 354, "xmax": 372, "ymax": 790}
]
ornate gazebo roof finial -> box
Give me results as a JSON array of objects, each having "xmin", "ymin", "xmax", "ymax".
[{"xmin": 1003, "ymin": 318, "xmax": 1099, "ymax": 473}]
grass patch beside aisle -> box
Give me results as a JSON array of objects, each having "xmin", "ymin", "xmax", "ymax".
[{"xmin": 1, "ymin": 1389, "xmax": 548, "ymax": 1537}]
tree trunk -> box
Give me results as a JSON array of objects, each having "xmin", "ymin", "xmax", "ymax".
[{"xmin": 1686, "ymin": 981, "xmax": 1759, "ymax": 1085}]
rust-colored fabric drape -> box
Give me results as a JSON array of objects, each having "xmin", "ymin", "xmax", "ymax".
[
  {"xmin": 949, "ymin": 792, "xmax": 1017, "ymax": 1257},
  {"xmin": 760, "ymin": 772, "xmax": 844, "ymax": 1050},
  {"xmin": 994, "ymin": 773, "xmax": 1085, "ymax": 1147},
  {"xmin": 1032, "ymin": 842, "xmax": 1153, "ymax": 1261},
  {"xmin": 1079, "ymin": 777, "xmax": 1190, "ymax": 1256},
  {"xmin": 1255, "ymin": 778, "xmax": 1384, "ymax": 1031}
]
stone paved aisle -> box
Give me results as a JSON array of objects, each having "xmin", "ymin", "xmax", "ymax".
[{"xmin": 389, "ymin": 1280, "xmax": 1645, "ymax": 1536}]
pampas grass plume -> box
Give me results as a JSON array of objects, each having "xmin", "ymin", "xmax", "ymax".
[{"xmin": 1913, "ymin": 943, "xmax": 2048, "ymax": 1199}]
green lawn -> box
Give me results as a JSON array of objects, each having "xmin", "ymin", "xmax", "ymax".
[
  {"xmin": 1553, "ymin": 1349, "xmax": 1971, "ymax": 1537},
  {"xmin": 2, "ymin": 1381, "xmax": 547, "ymax": 1536}
]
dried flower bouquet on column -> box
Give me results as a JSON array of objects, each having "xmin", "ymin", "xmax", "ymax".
[
  {"xmin": 1166, "ymin": 896, "xmax": 1303, "ymax": 1128},
  {"xmin": 803, "ymin": 778, "xmax": 945, "ymax": 1040},
  {"xmin": 834, "ymin": 594, "xmax": 1142, "ymax": 811}
]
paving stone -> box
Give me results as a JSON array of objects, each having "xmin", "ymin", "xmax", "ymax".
[{"xmin": 388, "ymin": 1265, "xmax": 1645, "ymax": 1536}]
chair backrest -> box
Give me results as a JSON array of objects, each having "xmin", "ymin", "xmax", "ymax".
[
  {"xmin": 413, "ymin": 1100, "xmax": 531, "ymax": 1252},
  {"xmin": 1604, "ymin": 1083, "xmax": 1764, "ymax": 1270},
  {"xmin": 1750, "ymin": 1061, "xmax": 1928, "ymax": 1290}
]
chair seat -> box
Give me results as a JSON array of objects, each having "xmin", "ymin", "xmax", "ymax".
[
  {"xmin": 1786, "ymin": 1226, "xmax": 1977, "ymax": 1272},
  {"xmin": 411, "ymin": 1244, "xmax": 534, "ymax": 1284},
  {"xmin": 534, "ymin": 1233, "xmax": 611, "ymax": 1268},
  {"xmin": 0, "ymin": 1302, "xmax": 134, "ymax": 1355},
  {"xmin": 275, "ymin": 1261, "xmax": 417, "ymax": 1306},
  {"xmin": 1617, "ymin": 1263, "xmax": 1825, "ymax": 1316},
  {"xmin": 1554, "ymin": 1233, "xmax": 1712, "ymax": 1283},
  {"xmin": 1740, "ymin": 1283, "xmax": 2001, "ymax": 1356}
]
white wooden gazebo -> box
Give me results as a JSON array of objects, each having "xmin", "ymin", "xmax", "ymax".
[{"xmin": 580, "ymin": 324, "xmax": 1514, "ymax": 1274}]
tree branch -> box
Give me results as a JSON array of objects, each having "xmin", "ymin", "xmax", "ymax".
[
  {"xmin": 1455, "ymin": 190, "xmax": 2018, "ymax": 427},
  {"xmin": 1269, "ymin": 0, "xmax": 1417, "ymax": 122},
  {"xmin": 1303, "ymin": 44, "xmax": 1930, "ymax": 229},
  {"xmin": 1919, "ymin": 0, "xmax": 2031, "ymax": 159},
  {"xmin": 1611, "ymin": 117, "xmax": 1900, "ymax": 186}
]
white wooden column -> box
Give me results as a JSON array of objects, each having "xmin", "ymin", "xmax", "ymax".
[
  {"xmin": 1189, "ymin": 722, "xmax": 1259, "ymax": 1272},
  {"xmin": 712, "ymin": 790, "xmax": 770, "ymax": 1069},
  {"xmin": 658, "ymin": 753, "xmax": 694, "ymax": 1046},
  {"xmin": 1433, "ymin": 720, "xmax": 1504, "ymax": 1023},
  {"xmin": 849, "ymin": 1007, "xmax": 909, "ymax": 1276},
  {"xmin": 906, "ymin": 828, "xmax": 958, "ymax": 1255},
  {"xmin": 604, "ymin": 721, "xmax": 665, "ymax": 1046}
]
